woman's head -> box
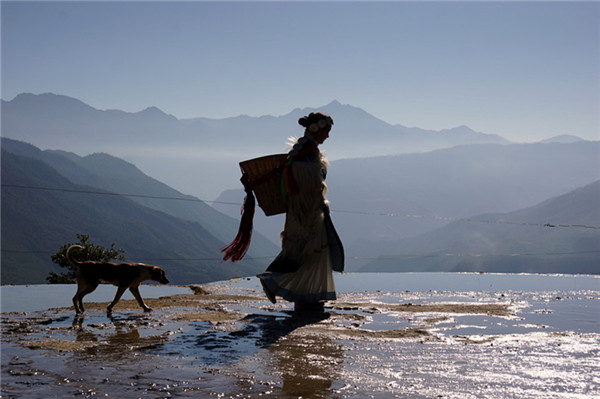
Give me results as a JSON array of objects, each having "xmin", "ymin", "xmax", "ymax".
[{"xmin": 299, "ymin": 112, "xmax": 334, "ymax": 144}]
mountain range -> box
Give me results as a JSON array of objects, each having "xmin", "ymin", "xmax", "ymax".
[
  {"xmin": 2, "ymin": 93, "xmax": 598, "ymax": 282},
  {"xmin": 1, "ymin": 138, "xmax": 277, "ymax": 285},
  {"xmin": 361, "ymin": 180, "xmax": 599, "ymax": 274},
  {"xmin": 2, "ymin": 93, "xmax": 511, "ymax": 200}
]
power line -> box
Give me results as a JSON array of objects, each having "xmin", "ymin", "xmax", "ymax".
[
  {"xmin": 1, "ymin": 183, "xmax": 215, "ymax": 204},
  {"xmin": 0, "ymin": 248, "xmax": 272, "ymax": 262},
  {"xmin": 2, "ymin": 248, "xmax": 599, "ymax": 262},
  {"xmin": 3, "ymin": 183, "xmax": 599, "ymax": 230},
  {"xmin": 347, "ymin": 250, "xmax": 600, "ymax": 261},
  {"xmin": 332, "ymin": 209, "xmax": 600, "ymax": 230}
]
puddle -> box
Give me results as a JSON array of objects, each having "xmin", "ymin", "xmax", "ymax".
[{"xmin": 2, "ymin": 273, "xmax": 598, "ymax": 398}]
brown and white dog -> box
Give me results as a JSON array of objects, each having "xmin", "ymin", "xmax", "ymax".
[{"xmin": 67, "ymin": 245, "xmax": 169, "ymax": 314}]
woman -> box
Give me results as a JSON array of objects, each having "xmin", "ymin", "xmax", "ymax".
[{"xmin": 258, "ymin": 112, "xmax": 344, "ymax": 312}]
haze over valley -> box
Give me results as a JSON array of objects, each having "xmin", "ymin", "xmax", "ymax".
[
  {"xmin": 3, "ymin": 93, "xmax": 510, "ymax": 200},
  {"xmin": 1, "ymin": 94, "xmax": 598, "ymax": 282}
]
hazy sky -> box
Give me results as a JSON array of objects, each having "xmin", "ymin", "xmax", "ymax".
[{"xmin": 2, "ymin": 1, "xmax": 598, "ymax": 142}]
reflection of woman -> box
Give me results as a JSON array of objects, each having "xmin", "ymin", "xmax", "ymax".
[
  {"xmin": 258, "ymin": 112, "xmax": 344, "ymax": 311},
  {"xmin": 270, "ymin": 332, "xmax": 344, "ymax": 397}
]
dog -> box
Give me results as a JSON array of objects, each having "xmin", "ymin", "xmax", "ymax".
[{"xmin": 67, "ymin": 245, "xmax": 169, "ymax": 314}]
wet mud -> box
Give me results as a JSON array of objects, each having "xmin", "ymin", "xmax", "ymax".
[{"xmin": 2, "ymin": 277, "xmax": 599, "ymax": 398}]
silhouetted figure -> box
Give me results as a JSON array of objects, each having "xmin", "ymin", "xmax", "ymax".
[{"xmin": 258, "ymin": 112, "xmax": 344, "ymax": 311}]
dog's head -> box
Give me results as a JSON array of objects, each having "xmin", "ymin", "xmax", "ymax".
[{"xmin": 151, "ymin": 267, "xmax": 170, "ymax": 284}]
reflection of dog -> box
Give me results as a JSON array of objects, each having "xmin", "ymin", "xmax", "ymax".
[{"xmin": 67, "ymin": 245, "xmax": 169, "ymax": 314}]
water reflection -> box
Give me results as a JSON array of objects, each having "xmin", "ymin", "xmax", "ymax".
[
  {"xmin": 70, "ymin": 314, "xmax": 166, "ymax": 361},
  {"xmin": 242, "ymin": 311, "xmax": 331, "ymax": 348},
  {"xmin": 67, "ymin": 310, "xmax": 345, "ymax": 397},
  {"xmin": 170, "ymin": 311, "xmax": 334, "ymax": 366},
  {"xmin": 268, "ymin": 332, "xmax": 344, "ymax": 398}
]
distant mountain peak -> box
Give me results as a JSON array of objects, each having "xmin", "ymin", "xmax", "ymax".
[
  {"xmin": 9, "ymin": 92, "xmax": 93, "ymax": 109},
  {"xmin": 441, "ymin": 125, "xmax": 476, "ymax": 133},
  {"xmin": 540, "ymin": 135, "xmax": 584, "ymax": 144},
  {"xmin": 135, "ymin": 105, "xmax": 177, "ymax": 120},
  {"xmin": 289, "ymin": 100, "xmax": 360, "ymax": 116}
]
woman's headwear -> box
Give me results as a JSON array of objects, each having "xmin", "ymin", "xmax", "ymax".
[{"xmin": 298, "ymin": 112, "xmax": 334, "ymax": 135}]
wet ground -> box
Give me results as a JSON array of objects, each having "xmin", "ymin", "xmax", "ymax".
[{"xmin": 1, "ymin": 273, "xmax": 599, "ymax": 398}]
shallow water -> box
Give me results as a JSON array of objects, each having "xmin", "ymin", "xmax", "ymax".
[
  {"xmin": 1, "ymin": 273, "xmax": 599, "ymax": 398},
  {"xmin": 1, "ymin": 284, "xmax": 192, "ymax": 313}
]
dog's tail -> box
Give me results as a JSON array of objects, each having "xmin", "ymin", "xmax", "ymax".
[{"xmin": 66, "ymin": 245, "xmax": 85, "ymax": 267}]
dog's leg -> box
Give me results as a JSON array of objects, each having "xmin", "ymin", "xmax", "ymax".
[
  {"xmin": 129, "ymin": 286, "xmax": 152, "ymax": 312},
  {"xmin": 106, "ymin": 286, "xmax": 128, "ymax": 314},
  {"xmin": 73, "ymin": 284, "xmax": 98, "ymax": 313},
  {"xmin": 73, "ymin": 279, "xmax": 85, "ymax": 313},
  {"xmin": 72, "ymin": 293, "xmax": 81, "ymax": 314}
]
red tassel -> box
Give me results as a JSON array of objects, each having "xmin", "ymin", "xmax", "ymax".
[{"xmin": 221, "ymin": 175, "xmax": 255, "ymax": 262}]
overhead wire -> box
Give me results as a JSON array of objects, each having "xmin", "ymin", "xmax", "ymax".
[
  {"xmin": 2, "ymin": 183, "xmax": 599, "ymax": 230},
  {"xmin": 2, "ymin": 249, "xmax": 599, "ymax": 262},
  {"xmin": 2, "ymin": 183, "xmax": 598, "ymax": 262}
]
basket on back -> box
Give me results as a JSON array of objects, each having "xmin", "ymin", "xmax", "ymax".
[
  {"xmin": 240, "ymin": 154, "xmax": 288, "ymax": 216},
  {"xmin": 221, "ymin": 153, "xmax": 288, "ymax": 262}
]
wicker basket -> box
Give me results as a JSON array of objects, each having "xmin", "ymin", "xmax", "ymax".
[{"xmin": 239, "ymin": 154, "xmax": 288, "ymax": 216}]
